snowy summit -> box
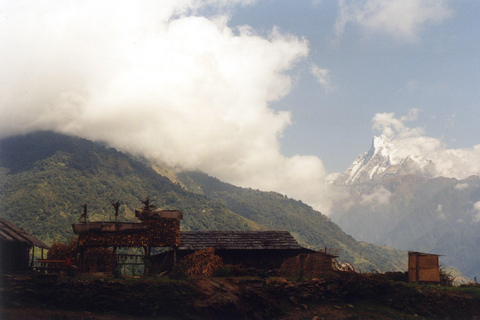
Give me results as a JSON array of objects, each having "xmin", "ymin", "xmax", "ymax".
[{"xmin": 334, "ymin": 135, "xmax": 435, "ymax": 185}]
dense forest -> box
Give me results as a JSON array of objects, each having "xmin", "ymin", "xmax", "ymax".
[
  {"xmin": 0, "ymin": 131, "xmax": 406, "ymax": 272},
  {"xmin": 0, "ymin": 132, "xmax": 260, "ymax": 244}
]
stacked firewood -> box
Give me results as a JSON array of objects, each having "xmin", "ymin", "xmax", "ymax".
[
  {"xmin": 48, "ymin": 238, "xmax": 115, "ymax": 272},
  {"xmin": 184, "ymin": 247, "xmax": 223, "ymax": 278},
  {"xmin": 48, "ymin": 239, "xmax": 77, "ymax": 259},
  {"xmin": 144, "ymin": 219, "xmax": 180, "ymax": 246},
  {"xmin": 77, "ymin": 219, "xmax": 180, "ymax": 247}
]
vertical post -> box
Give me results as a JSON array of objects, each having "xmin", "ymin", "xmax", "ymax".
[
  {"xmin": 173, "ymin": 247, "xmax": 177, "ymax": 266},
  {"xmin": 79, "ymin": 246, "xmax": 85, "ymax": 273},
  {"xmin": 415, "ymin": 253, "xmax": 420, "ymax": 282},
  {"xmin": 143, "ymin": 246, "xmax": 150, "ymax": 276},
  {"xmin": 31, "ymin": 246, "xmax": 35, "ymax": 268},
  {"xmin": 112, "ymin": 246, "xmax": 117, "ymax": 272}
]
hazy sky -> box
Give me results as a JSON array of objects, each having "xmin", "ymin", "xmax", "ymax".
[{"xmin": 1, "ymin": 0, "xmax": 479, "ymax": 213}]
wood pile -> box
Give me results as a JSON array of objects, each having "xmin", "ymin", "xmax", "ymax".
[
  {"xmin": 48, "ymin": 238, "xmax": 115, "ymax": 272},
  {"xmin": 277, "ymin": 252, "xmax": 337, "ymax": 279},
  {"xmin": 77, "ymin": 219, "xmax": 180, "ymax": 248},
  {"xmin": 184, "ymin": 247, "xmax": 223, "ymax": 278},
  {"xmin": 47, "ymin": 239, "xmax": 77, "ymax": 260}
]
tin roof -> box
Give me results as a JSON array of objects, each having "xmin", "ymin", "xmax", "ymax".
[
  {"xmin": 0, "ymin": 218, "xmax": 49, "ymax": 249},
  {"xmin": 178, "ymin": 230, "xmax": 303, "ymax": 251}
]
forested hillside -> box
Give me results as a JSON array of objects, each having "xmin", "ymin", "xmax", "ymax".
[
  {"xmin": 0, "ymin": 131, "xmax": 406, "ymax": 272},
  {"xmin": 0, "ymin": 132, "xmax": 260, "ymax": 244}
]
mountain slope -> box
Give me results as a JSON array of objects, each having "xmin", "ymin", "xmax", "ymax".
[
  {"xmin": 178, "ymin": 171, "xmax": 407, "ymax": 272},
  {"xmin": 331, "ymin": 136, "xmax": 480, "ymax": 278},
  {"xmin": 0, "ymin": 132, "xmax": 261, "ymax": 244}
]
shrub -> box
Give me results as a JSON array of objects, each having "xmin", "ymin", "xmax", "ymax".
[
  {"xmin": 440, "ymin": 268, "xmax": 456, "ymax": 287},
  {"xmin": 171, "ymin": 261, "xmax": 188, "ymax": 280}
]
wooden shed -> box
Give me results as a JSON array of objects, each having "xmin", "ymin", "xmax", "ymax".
[
  {"xmin": 408, "ymin": 251, "xmax": 441, "ymax": 283},
  {"xmin": 153, "ymin": 230, "xmax": 314, "ymax": 272},
  {"xmin": 0, "ymin": 218, "xmax": 49, "ymax": 273}
]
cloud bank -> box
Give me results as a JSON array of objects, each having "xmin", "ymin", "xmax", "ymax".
[
  {"xmin": 372, "ymin": 110, "xmax": 480, "ymax": 179},
  {"xmin": 0, "ymin": 1, "xmax": 335, "ymax": 213}
]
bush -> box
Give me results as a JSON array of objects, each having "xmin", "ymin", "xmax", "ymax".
[
  {"xmin": 171, "ymin": 261, "xmax": 188, "ymax": 280},
  {"xmin": 440, "ymin": 268, "xmax": 456, "ymax": 287},
  {"xmin": 214, "ymin": 264, "xmax": 249, "ymax": 277},
  {"xmin": 213, "ymin": 265, "xmax": 232, "ymax": 277},
  {"xmin": 112, "ymin": 267, "xmax": 122, "ymax": 279}
]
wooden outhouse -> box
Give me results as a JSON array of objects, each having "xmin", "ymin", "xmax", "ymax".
[{"xmin": 408, "ymin": 251, "xmax": 441, "ymax": 283}]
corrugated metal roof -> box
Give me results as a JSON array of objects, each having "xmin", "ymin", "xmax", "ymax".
[
  {"xmin": 178, "ymin": 230, "xmax": 302, "ymax": 251},
  {"xmin": 0, "ymin": 218, "xmax": 50, "ymax": 249}
]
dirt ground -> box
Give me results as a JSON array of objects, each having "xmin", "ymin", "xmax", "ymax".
[
  {"xmin": 2, "ymin": 273, "xmax": 480, "ymax": 320},
  {"xmin": 0, "ymin": 304, "xmax": 442, "ymax": 320},
  {"xmin": 0, "ymin": 307, "xmax": 367, "ymax": 320}
]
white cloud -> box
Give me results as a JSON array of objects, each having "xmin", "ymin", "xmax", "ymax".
[
  {"xmin": 310, "ymin": 64, "xmax": 334, "ymax": 92},
  {"xmin": 436, "ymin": 204, "xmax": 446, "ymax": 220},
  {"xmin": 335, "ymin": 0, "xmax": 453, "ymax": 42},
  {"xmin": 0, "ymin": 0, "xmax": 337, "ymax": 213},
  {"xmin": 371, "ymin": 110, "xmax": 480, "ymax": 179},
  {"xmin": 371, "ymin": 111, "xmax": 427, "ymax": 140},
  {"xmin": 400, "ymin": 108, "xmax": 420, "ymax": 122},
  {"xmin": 360, "ymin": 186, "xmax": 391, "ymax": 206},
  {"xmin": 473, "ymin": 202, "xmax": 480, "ymax": 223},
  {"xmin": 454, "ymin": 183, "xmax": 469, "ymax": 190}
]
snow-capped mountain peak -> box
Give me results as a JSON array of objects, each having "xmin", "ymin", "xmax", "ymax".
[
  {"xmin": 334, "ymin": 135, "xmax": 435, "ymax": 185},
  {"xmin": 372, "ymin": 135, "xmax": 397, "ymax": 158}
]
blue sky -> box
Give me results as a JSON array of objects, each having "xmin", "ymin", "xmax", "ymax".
[
  {"xmin": 229, "ymin": 0, "xmax": 480, "ymax": 172},
  {"xmin": 1, "ymin": 0, "xmax": 479, "ymax": 212}
]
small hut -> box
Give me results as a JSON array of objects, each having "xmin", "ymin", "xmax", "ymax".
[
  {"xmin": 0, "ymin": 218, "xmax": 49, "ymax": 273},
  {"xmin": 408, "ymin": 251, "xmax": 441, "ymax": 283}
]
